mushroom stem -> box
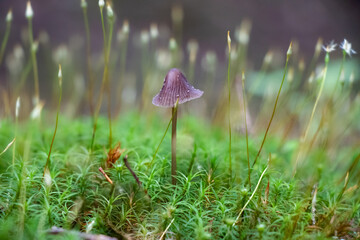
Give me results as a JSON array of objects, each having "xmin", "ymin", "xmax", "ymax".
[{"xmin": 171, "ymin": 106, "xmax": 178, "ymax": 185}]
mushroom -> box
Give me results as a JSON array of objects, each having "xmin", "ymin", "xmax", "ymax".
[{"xmin": 152, "ymin": 68, "xmax": 203, "ymax": 184}]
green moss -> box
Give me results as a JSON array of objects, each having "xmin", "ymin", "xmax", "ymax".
[{"xmin": 0, "ymin": 111, "xmax": 358, "ymax": 239}]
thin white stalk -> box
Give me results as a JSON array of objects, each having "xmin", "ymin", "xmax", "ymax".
[
  {"xmin": 233, "ymin": 164, "xmax": 269, "ymax": 226},
  {"xmin": 311, "ymin": 184, "xmax": 318, "ymax": 225},
  {"xmin": 160, "ymin": 218, "xmax": 175, "ymax": 240},
  {"xmin": 0, "ymin": 138, "xmax": 16, "ymax": 156}
]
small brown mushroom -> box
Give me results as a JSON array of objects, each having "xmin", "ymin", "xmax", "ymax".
[{"xmin": 152, "ymin": 68, "xmax": 203, "ymax": 184}]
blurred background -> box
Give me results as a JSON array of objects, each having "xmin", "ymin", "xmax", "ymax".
[
  {"xmin": 0, "ymin": 0, "xmax": 359, "ymax": 119},
  {"xmin": 1, "ymin": 0, "xmax": 359, "ymax": 63}
]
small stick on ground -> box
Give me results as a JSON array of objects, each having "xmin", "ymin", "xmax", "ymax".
[
  {"xmin": 99, "ymin": 167, "xmax": 113, "ymax": 185},
  {"xmin": 123, "ymin": 155, "xmax": 141, "ymax": 188},
  {"xmin": 123, "ymin": 155, "xmax": 149, "ymax": 196}
]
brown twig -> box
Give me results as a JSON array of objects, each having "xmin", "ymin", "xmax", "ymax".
[
  {"xmin": 123, "ymin": 155, "xmax": 141, "ymax": 187},
  {"xmin": 99, "ymin": 167, "xmax": 113, "ymax": 185}
]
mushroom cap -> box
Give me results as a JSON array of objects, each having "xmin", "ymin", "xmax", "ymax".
[{"xmin": 152, "ymin": 68, "xmax": 203, "ymax": 108}]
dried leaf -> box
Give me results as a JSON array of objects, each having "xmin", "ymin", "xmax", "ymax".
[{"xmin": 106, "ymin": 142, "xmax": 125, "ymax": 167}]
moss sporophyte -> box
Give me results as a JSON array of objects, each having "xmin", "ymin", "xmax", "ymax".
[{"xmin": 152, "ymin": 68, "xmax": 203, "ymax": 184}]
